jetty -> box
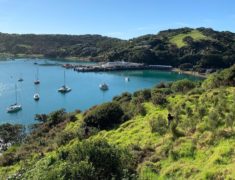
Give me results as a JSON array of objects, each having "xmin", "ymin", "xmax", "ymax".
[{"xmin": 62, "ymin": 61, "xmax": 173, "ymax": 72}]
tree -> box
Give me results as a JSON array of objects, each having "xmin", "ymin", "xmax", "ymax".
[
  {"xmin": 171, "ymin": 79, "xmax": 196, "ymax": 93},
  {"xmin": 84, "ymin": 102, "xmax": 124, "ymax": 129},
  {"xmin": 151, "ymin": 89, "xmax": 167, "ymax": 105}
]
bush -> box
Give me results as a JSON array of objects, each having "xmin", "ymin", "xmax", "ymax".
[
  {"xmin": 0, "ymin": 123, "xmax": 26, "ymax": 144},
  {"xmin": 171, "ymin": 79, "xmax": 196, "ymax": 93},
  {"xmin": 151, "ymin": 90, "xmax": 167, "ymax": 105},
  {"xmin": 134, "ymin": 103, "xmax": 147, "ymax": 116},
  {"xmin": 149, "ymin": 115, "xmax": 167, "ymax": 135},
  {"xmin": 83, "ymin": 102, "xmax": 124, "ymax": 129},
  {"xmin": 47, "ymin": 109, "xmax": 66, "ymax": 127},
  {"xmin": 132, "ymin": 89, "xmax": 151, "ymax": 103},
  {"xmin": 68, "ymin": 139, "xmax": 136, "ymax": 179}
]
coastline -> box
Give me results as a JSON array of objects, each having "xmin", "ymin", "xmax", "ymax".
[
  {"xmin": 0, "ymin": 55, "xmax": 207, "ymax": 78},
  {"xmin": 172, "ymin": 68, "xmax": 207, "ymax": 78}
]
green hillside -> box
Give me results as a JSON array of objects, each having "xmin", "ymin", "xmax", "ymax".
[
  {"xmin": 0, "ymin": 65, "xmax": 235, "ymax": 179},
  {"xmin": 1, "ymin": 27, "xmax": 235, "ymax": 72},
  {"xmin": 169, "ymin": 30, "xmax": 209, "ymax": 48}
]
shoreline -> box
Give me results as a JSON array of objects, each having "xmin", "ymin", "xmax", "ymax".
[
  {"xmin": 0, "ymin": 55, "xmax": 207, "ymax": 78},
  {"xmin": 172, "ymin": 68, "xmax": 207, "ymax": 78}
]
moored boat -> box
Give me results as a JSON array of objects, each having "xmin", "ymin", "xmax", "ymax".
[
  {"xmin": 58, "ymin": 71, "xmax": 72, "ymax": 93},
  {"xmin": 33, "ymin": 93, "xmax": 40, "ymax": 101},
  {"xmin": 7, "ymin": 84, "xmax": 22, "ymax": 113},
  {"xmin": 99, "ymin": 83, "xmax": 109, "ymax": 91}
]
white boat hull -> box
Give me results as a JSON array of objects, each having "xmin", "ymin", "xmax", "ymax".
[
  {"xmin": 34, "ymin": 94, "xmax": 40, "ymax": 101},
  {"xmin": 7, "ymin": 104, "xmax": 22, "ymax": 113},
  {"xmin": 58, "ymin": 86, "xmax": 71, "ymax": 93}
]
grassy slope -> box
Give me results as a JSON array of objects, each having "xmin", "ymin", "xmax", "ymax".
[
  {"xmin": 1, "ymin": 88, "xmax": 235, "ymax": 179},
  {"xmin": 93, "ymin": 88, "xmax": 235, "ymax": 179},
  {"xmin": 169, "ymin": 30, "xmax": 208, "ymax": 48}
]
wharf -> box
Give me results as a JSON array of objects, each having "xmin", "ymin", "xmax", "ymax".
[{"xmin": 62, "ymin": 61, "xmax": 173, "ymax": 72}]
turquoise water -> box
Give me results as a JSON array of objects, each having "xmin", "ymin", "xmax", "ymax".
[{"xmin": 0, "ymin": 59, "xmax": 200, "ymax": 126}]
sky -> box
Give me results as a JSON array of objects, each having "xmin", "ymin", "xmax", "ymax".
[{"xmin": 0, "ymin": 0, "xmax": 235, "ymax": 39}]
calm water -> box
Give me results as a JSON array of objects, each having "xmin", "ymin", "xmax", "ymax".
[{"xmin": 0, "ymin": 59, "xmax": 200, "ymax": 126}]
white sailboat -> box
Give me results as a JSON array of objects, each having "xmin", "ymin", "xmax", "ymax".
[
  {"xmin": 7, "ymin": 84, "xmax": 22, "ymax": 113},
  {"xmin": 99, "ymin": 83, "xmax": 109, "ymax": 91},
  {"xmin": 33, "ymin": 93, "xmax": 40, "ymax": 101},
  {"xmin": 58, "ymin": 71, "xmax": 71, "ymax": 93},
  {"xmin": 34, "ymin": 67, "xmax": 40, "ymax": 85}
]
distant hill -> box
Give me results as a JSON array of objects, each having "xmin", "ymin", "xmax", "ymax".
[{"xmin": 1, "ymin": 27, "xmax": 235, "ymax": 71}]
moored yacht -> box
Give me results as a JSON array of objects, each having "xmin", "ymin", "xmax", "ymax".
[
  {"xmin": 33, "ymin": 93, "xmax": 40, "ymax": 101},
  {"xmin": 34, "ymin": 67, "xmax": 40, "ymax": 84},
  {"xmin": 7, "ymin": 84, "xmax": 22, "ymax": 113},
  {"xmin": 58, "ymin": 71, "xmax": 72, "ymax": 93},
  {"xmin": 99, "ymin": 83, "xmax": 109, "ymax": 91},
  {"xmin": 58, "ymin": 85, "xmax": 72, "ymax": 93}
]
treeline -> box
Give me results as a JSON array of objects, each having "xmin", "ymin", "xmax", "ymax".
[
  {"xmin": 1, "ymin": 27, "xmax": 235, "ymax": 71},
  {"xmin": 0, "ymin": 33, "xmax": 123, "ymax": 60}
]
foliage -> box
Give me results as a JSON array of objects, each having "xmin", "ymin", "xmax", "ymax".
[
  {"xmin": 0, "ymin": 123, "xmax": 26, "ymax": 144},
  {"xmin": 1, "ymin": 27, "xmax": 235, "ymax": 71},
  {"xmin": 149, "ymin": 114, "xmax": 168, "ymax": 135},
  {"xmin": 171, "ymin": 79, "xmax": 196, "ymax": 92},
  {"xmin": 84, "ymin": 102, "xmax": 124, "ymax": 129}
]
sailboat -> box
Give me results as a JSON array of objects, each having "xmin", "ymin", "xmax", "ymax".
[
  {"xmin": 34, "ymin": 67, "xmax": 40, "ymax": 85},
  {"xmin": 33, "ymin": 93, "xmax": 40, "ymax": 101},
  {"xmin": 18, "ymin": 73, "xmax": 24, "ymax": 82},
  {"xmin": 7, "ymin": 84, "xmax": 22, "ymax": 113},
  {"xmin": 99, "ymin": 83, "xmax": 109, "ymax": 91},
  {"xmin": 58, "ymin": 71, "xmax": 71, "ymax": 93}
]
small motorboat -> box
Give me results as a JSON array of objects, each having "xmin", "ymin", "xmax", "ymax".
[
  {"xmin": 99, "ymin": 83, "xmax": 109, "ymax": 91},
  {"xmin": 18, "ymin": 78, "xmax": 24, "ymax": 82},
  {"xmin": 33, "ymin": 93, "xmax": 40, "ymax": 101},
  {"xmin": 125, "ymin": 77, "xmax": 130, "ymax": 82}
]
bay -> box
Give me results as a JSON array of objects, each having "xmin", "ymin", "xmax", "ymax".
[{"xmin": 0, "ymin": 58, "xmax": 200, "ymax": 126}]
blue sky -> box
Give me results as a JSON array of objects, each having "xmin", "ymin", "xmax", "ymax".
[{"xmin": 0, "ymin": 0, "xmax": 235, "ymax": 39}]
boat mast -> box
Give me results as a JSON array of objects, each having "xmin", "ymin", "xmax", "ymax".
[
  {"xmin": 36, "ymin": 67, "xmax": 39, "ymax": 80},
  {"xmin": 15, "ymin": 84, "xmax": 17, "ymax": 104},
  {"xmin": 64, "ymin": 70, "xmax": 66, "ymax": 86}
]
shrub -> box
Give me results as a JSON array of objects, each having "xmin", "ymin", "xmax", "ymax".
[
  {"xmin": 113, "ymin": 92, "xmax": 132, "ymax": 103},
  {"xmin": 47, "ymin": 109, "xmax": 66, "ymax": 127},
  {"xmin": 68, "ymin": 139, "xmax": 136, "ymax": 179},
  {"xmin": 0, "ymin": 123, "xmax": 26, "ymax": 144},
  {"xmin": 132, "ymin": 89, "xmax": 151, "ymax": 103},
  {"xmin": 171, "ymin": 79, "xmax": 196, "ymax": 93},
  {"xmin": 135, "ymin": 103, "xmax": 147, "ymax": 116},
  {"xmin": 149, "ymin": 115, "xmax": 167, "ymax": 135},
  {"xmin": 151, "ymin": 90, "xmax": 167, "ymax": 105},
  {"xmin": 83, "ymin": 102, "xmax": 124, "ymax": 129}
]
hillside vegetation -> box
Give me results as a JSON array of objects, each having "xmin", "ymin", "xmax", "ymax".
[
  {"xmin": 169, "ymin": 30, "xmax": 208, "ymax": 48},
  {"xmin": 1, "ymin": 27, "xmax": 235, "ymax": 72},
  {"xmin": 0, "ymin": 65, "xmax": 235, "ymax": 179}
]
